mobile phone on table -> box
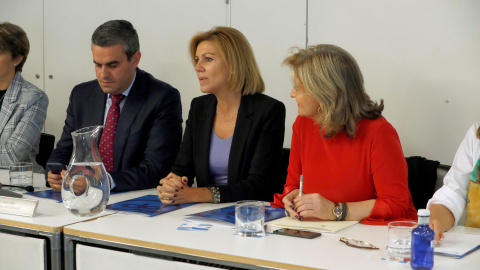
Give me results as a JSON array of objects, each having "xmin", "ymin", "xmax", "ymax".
[
  {"xmin": 273, "ymin": 228, "xmax": 322, "ymax": 239},
  {"xmin": 47, "ymin": 162, "xmax": 66, "ymax": 174}
]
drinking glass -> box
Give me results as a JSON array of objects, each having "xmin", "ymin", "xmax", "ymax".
[
  {"xmin": 9, "ymin": 162, "xmax": 33, "ymax": 191},
  {"xmin": 235, "ymin": 200, "xmax": 265, "ymax": 237},
  {"xmin": 387, "ymin": 221, "xmax": 417, "ymax": 262}
]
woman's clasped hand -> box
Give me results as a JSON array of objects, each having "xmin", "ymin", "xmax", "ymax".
[{"xmin": 157, "ymin": 173, "xmax": 189, "ymax": 204}]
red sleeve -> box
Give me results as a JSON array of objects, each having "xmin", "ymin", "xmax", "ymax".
[
  {"xmin": 361, "ymin": 120, "xmax": 417, "ymax": 224},
  {"xmin": 271, "ymin": 116, "xmax": 303, "ymax": 208}
]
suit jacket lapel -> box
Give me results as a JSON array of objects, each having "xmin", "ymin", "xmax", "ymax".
[
  {"xmin": 89, "ymin": 85, "xmax": 107, "ymax": 126},
  {"xmin": 228, "ymin": 95, "xmax": 253, "ymax": 184},
  {"xmin": 114, "ymin": 70, "xmax": 146, "ymax": 169},
  {"xmin": 196, "ymin": 96, "xmax": 216, "ymax": 185}
]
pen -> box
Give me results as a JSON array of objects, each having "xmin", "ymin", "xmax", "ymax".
[{"xmin": 299, "ymin": 175, "xmax": 303, "ymax": 197}]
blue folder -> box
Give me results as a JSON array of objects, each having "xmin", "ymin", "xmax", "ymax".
[
  {"xmin": 187, "ymin": 205, "xmax": 286, "ymax": 224},
  {"xmin": 106, "ymin": 194, "xmax": 196, "ymax": 217}
]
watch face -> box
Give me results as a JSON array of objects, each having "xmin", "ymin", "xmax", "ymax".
[{"xmin": 333, "ymin": 204, "xmax": 342, "ymax": 216}]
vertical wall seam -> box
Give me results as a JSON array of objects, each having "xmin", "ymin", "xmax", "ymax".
[
  {"xmin": 226, "ymin": 0, "xmax": 231, "ymax": 26},
  {"xmin": 42, "ymin": 0, "xmax": 46, "ymax": 133},
  {"xmin": 306, "ymin": 0, "xmax": 309, "ymax": 47}
]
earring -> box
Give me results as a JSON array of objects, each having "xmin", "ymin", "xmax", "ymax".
[{"xmin": 317, "ymin": 107, "xmax": 321, "ymax": 113}]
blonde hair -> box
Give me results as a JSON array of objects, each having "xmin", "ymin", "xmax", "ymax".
[
  {"xmin": 284, "ymin": 44, "xmax": 384, "ymax": 138},
  {"xmin": 189, "ymin": 26, "xmax": 264, "ymax": 95}
]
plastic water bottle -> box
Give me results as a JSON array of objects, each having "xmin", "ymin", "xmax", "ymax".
[{"xmin": 411, "ymin": 209, "xmax": 434, "ymax": 270}]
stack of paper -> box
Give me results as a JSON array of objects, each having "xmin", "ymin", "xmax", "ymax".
[
  {"xmin": 435, "ymin": 227, "xmax": 480, "ymax": 258},
  {"xmin": 271, "ymin": 217, "xmax": 358, "ymax": 233}
]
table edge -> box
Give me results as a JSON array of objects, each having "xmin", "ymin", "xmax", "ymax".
[{"xmin": 64, "ymin": 227, "xmax": 324, "ymax": 270}]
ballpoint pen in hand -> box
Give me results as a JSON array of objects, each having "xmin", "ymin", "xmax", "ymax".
[
  {"xmin": 285, "ymin": 174, "xmax": 304, "ymax": 218},
  {"xmin": 299, "ymin": 175, "xmax": 303, "ymax": 197}
]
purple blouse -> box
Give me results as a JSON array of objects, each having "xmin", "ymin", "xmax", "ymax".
[{"xmin": 209, "ymin": 130, "xmax": 232, "ymax": 186}]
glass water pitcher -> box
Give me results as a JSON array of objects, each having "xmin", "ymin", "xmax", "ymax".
[{"xmin": 62, "ymin": 126, "xmax": 110, "ymax": 216}]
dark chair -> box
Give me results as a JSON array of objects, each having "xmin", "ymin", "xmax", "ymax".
[
  {"xmin": 36, "ymin": 133, "xmax": 55, "ymax": 169},
  {"xmin": 434, "ymin": 164, "xmax": 451, "ymax": 191},
  {"xmin": 271, "ymin": 148, "xmax": 290, "ymax": 196},
  {"xmin": 405, "ymin": 156, "xmax": 450, "ymax": 210}
]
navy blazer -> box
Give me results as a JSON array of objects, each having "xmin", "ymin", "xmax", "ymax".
[
  {"xmin": 47, "ymin": 68, "xmax": 182, "ymax": 191},
  {"xmin": 172, "ymin": 93, "xmax": 285, "ymax": 202}
]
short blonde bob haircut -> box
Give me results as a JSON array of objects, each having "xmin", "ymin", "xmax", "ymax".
[
  {"xmin": 283, "ymin": 44, "xmax": 384, "ymax": 138},
  {"xmin": 189, "ymin": 26, "xmax": 264, "ymax": 95}
]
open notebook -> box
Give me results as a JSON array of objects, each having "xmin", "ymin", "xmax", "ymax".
[
  {"xmin": 434, "ymin": 226, "xmax": 480, "ymax": 258},
  {"xmin": 272, "ymin": 217, "xmax": 358, "ymax": 233}
]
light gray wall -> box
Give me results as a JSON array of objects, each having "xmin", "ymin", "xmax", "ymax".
[
  {"xmin": 309, "ymin": 0, "xmax": 480, "ymax": 165},
  {"xmin": 1, "ymin": 0, "xmax": 479, "ymax": 165}
]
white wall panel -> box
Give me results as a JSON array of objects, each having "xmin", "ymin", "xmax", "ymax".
[
  {"xmin": 0, "ymin": 0, "xmax": 44, "ymax": 91},
  {"xmin": 230, "ymin": 0, "xmax": 307, "ymax": 148},
  {"xmin": 43, "ymin": 0, "xmax": 227, "ymax": 143},
  {"xmin": 308, "ymin": 0, "xmax": 480, "ymax": 164}
]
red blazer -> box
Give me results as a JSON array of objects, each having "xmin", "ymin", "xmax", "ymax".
[{"xmin": 272, "ymin": 116, "xmax": 417, "ymax": 224}]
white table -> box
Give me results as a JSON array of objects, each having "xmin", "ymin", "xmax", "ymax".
[
  {"xmin": 63, "ymin": 202, "xmax": 480, "ymax": 270},
  {"xmin": 0, "ymin": 170, "xmax": 152, "ymax": 270}
]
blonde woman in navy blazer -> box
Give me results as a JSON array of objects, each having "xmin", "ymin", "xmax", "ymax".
[{"xmin": 157, "ymin": 27, "xmax": 285, "ymax": 204}]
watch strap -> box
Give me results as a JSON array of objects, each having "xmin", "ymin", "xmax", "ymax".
[
  {"xmin": 207, "ymin": 186, "xmax": 220, "ymax": 204},
  {"xmin": 341, "ymin": 202, "xmax": 348, "ymax": 221}
]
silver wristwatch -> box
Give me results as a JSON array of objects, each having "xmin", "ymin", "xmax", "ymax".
[{"xmin": 208, "ymin": 186, "xmax": 220, "ymax": 204}]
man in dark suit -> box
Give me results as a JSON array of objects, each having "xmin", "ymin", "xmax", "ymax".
[{"xmin": 46, "ymin": 20, "xmax": 182, "ymax": 191}]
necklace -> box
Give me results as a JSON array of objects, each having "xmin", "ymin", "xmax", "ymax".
[
  {"xmin": 217, "ymin": 115, "xmax": 237, "ymax": 122},
  {"xmin": 216, "ymin": 104, "xmax": 239, "ymax": 118},
  {"xmin": 0, "ymin": 92, "xmax": 6, "ymax": 103}
]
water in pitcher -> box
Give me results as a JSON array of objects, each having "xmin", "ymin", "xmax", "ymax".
[
  {"xmin": 61, "ymin": 125, "xmax": 110, "ymax": 217},
  {"xmin": 62, "ymin": 162, "xmax": 109, "ymax": 216}
]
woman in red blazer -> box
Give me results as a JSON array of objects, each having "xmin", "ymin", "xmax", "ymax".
[{"xmin": 272, "ymin": 44, "xmax": 417, "ymax": 224}]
